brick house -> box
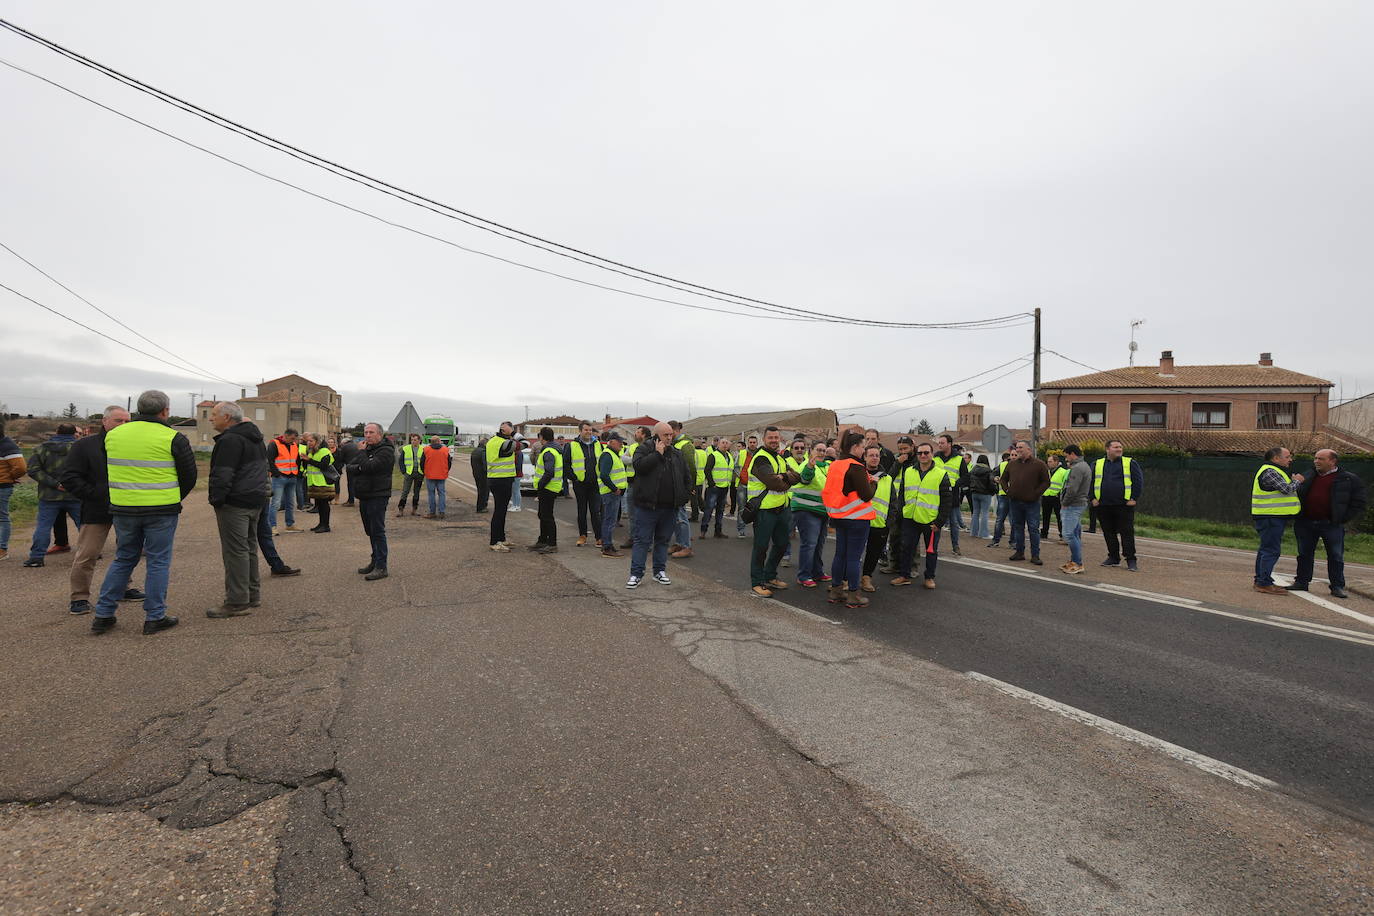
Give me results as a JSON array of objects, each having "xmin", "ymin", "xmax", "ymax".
[
  {"xmin": 191, "ymin": 374, "xmax": 342, "ymax": 448},
  {"xmin": 1036, "ymin": 350, "xmax": 1372, "ymax": 454}
]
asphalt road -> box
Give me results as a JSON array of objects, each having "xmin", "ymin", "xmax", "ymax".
[{"xmin": 542, "ymin": 494, "xmax": 1374, "ymax": 823}]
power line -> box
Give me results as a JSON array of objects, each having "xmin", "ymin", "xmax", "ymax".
[
  {"xmin": 848, "ymin": 360, "xmax": 1034, "ymax": 421},
  {"xmin": 0, "ymin": 239, "xmax": 244, "ymax": 388},
  {"xmin": 836, "ymin": 354, "xmax": 1033, "ymax": 412},
  {"xmin": 0, "ymin": 57, "xmax": 824, "ymax": 326},
  {"xmin": 0, "ymin": 280, "xmax": 245, "ymax": 383},
  {"xmin": 0, "ymin": 18, "xmax": 1033, "ymax": 331}
]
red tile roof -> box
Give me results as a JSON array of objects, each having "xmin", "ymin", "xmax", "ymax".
[{"xmin": 1041, "ymin": 365, "xmax": 1332, "ymax": 390}]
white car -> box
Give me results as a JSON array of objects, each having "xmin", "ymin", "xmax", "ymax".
[{"xmin": 518, "ymin": 445, "xmax": 537, "ymax": 494}]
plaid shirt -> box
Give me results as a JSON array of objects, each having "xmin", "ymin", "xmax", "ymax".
[{"xmin": 1257, "ymin": 467, "xmax": 1300, "ymax": 494}]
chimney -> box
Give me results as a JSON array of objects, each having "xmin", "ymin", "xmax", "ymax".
[
  {"xmin": 240, "ymin": 388, "xmax": 246, "ymax": 399},
  {"xmin": 1159, "ymin": 350, "xmax": 1174, "ymax": 374},
  {"xmin": 1258, "ymin": 352, "xmax": 1273, "ymax": 367}
]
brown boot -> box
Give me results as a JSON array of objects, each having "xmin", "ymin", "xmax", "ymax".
[
  {"xmin": 923, "ymin": 578, "xmax": 936, "ymax": 589},
  {"xmin": 826, "ymin": 585, "xmax": 846, "ymax": 604},
  {"xmin": 845, "ymin": 590, "xmax": 870, "ymax": 608},
  {"xmin": 1253, "ymin": 584, "xmax": 1288, "ymax": 596},
  {"xmin": 860, "ymin": 575, "xmax": 877, "ymax": 593}
]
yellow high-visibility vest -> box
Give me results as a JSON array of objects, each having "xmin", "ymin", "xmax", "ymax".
[{"xmin": 106, "ymin": 420, "xmax": 179, "ymax": 508}]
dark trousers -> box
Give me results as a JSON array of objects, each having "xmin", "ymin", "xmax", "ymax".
[
  {"xmin": 898, "ymin": 519, "xmax": 939, "ymax": 580},
  {"xmin": 1293, "ymin": 518, "xmax": 1345, "ymax": 588},
  {"xmin": 701, "ymin": 486, "xmax": 727, "ymax": 533},
  {"xmin": 474, "ymin": 473, "xmax": 489, "ymax": 511},
  {"xmin": 359, "ymin": 496, "xmax": 389, "ymax": 568},
  {"xmin": 53, "ymin": 506, "xmax": 71, "ymax": 547},
  {"xmin": 398, "ymin": 475, "xmax": 422, "ymax": 509},
  {"xmin": 1294, "ymin": 518, "xmax": 1344, "ymax": 589},
  {"xmin": 255, "ymin": 495, "xmax": 285, "ymax": 571},
  {"xmin": 728, "ymin": 483, "xmax": 738, "ymax": 515},
  {"xmin": 488, "ymin": 477, "xmax": 514, "ymax": 544},
  {"xmin": 536, "ymin": 489, "xmax": 558, "ymax": 545},
  {"xmin": 691, "ymin": 485, "xmax": 702, "ymax": 521},
  {"xmin": 1097, "ymin": 504, "xmax": 1136, "ymax": 563},
  {"xmin": 572, "ymin": 478, "xmax": 603, "ymax": 538},
  {"xmin": 1040, "ymin": 495, "xmax": 1061, "ymax": 537},
  {"xmin": 751, "ymin": 506, "xmax": 792, "ymax": 587},
  {"xmin": 215, "ymin": 503, "xmax": 261, "ymax": 607},
  {"xmin": 344, "ymin": 468, "xmax": 357, "ymax": 504},
  {"xmin": 1086, "ymin": 503, "xmax": 1097, "ymax": 533},
  {"xmin": 313, "ymin": 497, "xmax": 331, "ymax": 529},
  {"xmin": 862, "ymin": 525, "xmax": 888, "ymax": 577},
  {"xmin": 992, "ymin": 494, "xmax": 1010, "ymax": 542}
]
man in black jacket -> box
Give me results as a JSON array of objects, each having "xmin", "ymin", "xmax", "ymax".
[
  {"xmin": 60, "ymin": 406, "xmax": 145, "ymax": 614},
  {"xmin": 470, "ymin": 438, "xmax": 489, "ymax": 513},
  {"xmin": 351, "ymin": 422, "xmax": 395, "ymax": 580},
  {"xmin": 1289, "ymin": 449, "xmax": 1368, "ymax": 599},
  {"xmin": 207, "ymin": 402, "xmax": 272, "ymax": 617},
  {"xmin": 625, "ymin": 421, "xmax": 692, "ymax": 588},
  {"xmin": 338, "ymin": 435, "xmax": 360, "ymax": 506}
]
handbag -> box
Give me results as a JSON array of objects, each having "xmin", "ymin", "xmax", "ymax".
[
  {"xmin": 740, "ymin": 490, "xmax": 767, "ymax": 524},
  {"xmin": 308, "ymin": 485, "xmax": 337, "ymax": 501}
]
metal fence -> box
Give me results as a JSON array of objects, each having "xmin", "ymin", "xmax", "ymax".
[{"xmin": 1131, "ymin": 456, "xmax": 1374, "ymax": 531}]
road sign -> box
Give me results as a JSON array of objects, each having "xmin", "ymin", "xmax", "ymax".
[{"xmin": 982, "ymin": 424, "xmax": 1012, "ymax": 454}]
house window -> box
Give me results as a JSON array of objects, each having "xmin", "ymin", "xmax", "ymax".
[
  {"xmin": 1129, "ymin": 402, "xmax": 1167, "ymax": 429},
  {"xmin": 201, "ymin": 409, "xmax": 208, "ymax": 419},
  {"xmin": 1257, "ymin": 401, "xmax": 1298, "ymax": 430},
  {"xmin": 1191, "ymin": 402, "xmax": 1230, "ymax": 428},
  {"xmin": 254, "ymin": 408, "xmax": 266, "ymax": 422},
  {"xmin": 1070, "ymin": 402, "xmax": 1106, "ymax": 427}
]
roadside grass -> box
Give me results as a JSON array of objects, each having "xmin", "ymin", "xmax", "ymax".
[
  {"xmin": 1133, "ymin": 513, "xmax": 1374, "ymax": 566},
  {"xmin": 5, "ymin": 448, "xmax": 212, "ymax": 531}
]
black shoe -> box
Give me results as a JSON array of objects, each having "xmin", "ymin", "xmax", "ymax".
[
  {"xmin": 143, "ymin": 616, "xmax": 179, "ymax": 635},
  {"xmin": 984, "ymin": 541, "xmax": 1000, "ymax": 549},
  {"xmin": 342, "ymin": 500, "xmax": 356, "ymax": 507},
  {"xmin": 538, "ymin": 545, "xmax": 559, "ymax": 554},
  {"xmin": 1030, "ymin": 556, "xmax": 1043, "ymax": 565},
  {"xmin": 120, "ymin": 587, "xmax": 146, "ymax": 601},
  {"xmin": 304, "ymin": 507, "xmax": 318, "ymax": 514},
  {"xmin": 1283, "ymin": 582, "xmax": 1308, "ymax": 592},
  {"xmin": 311, "ymin": 526, "xmax": 331, "ymax": 533},
  {"xmin": 1008, "ymin": 553, "xmax": 1025, "ymax": 561},
  {"xmin": 1331, "ymin": 586, "xmax": 1349, "ymax": 599},
  {"xmin": 1086, "ymin": 529, "xmax": 1097, "ymax": 534},
  {"xmin": 1126, "ymin": 560, "xmax": 1139, "ymax": 572},
  {"xmin": 527, "ymin": 543, "xmax": 546, "ymax": 551},
  {"xmin": 270, "ymin": 565, "xmax": 302, "ymax": 577},
  {"xmin": 358, "ymin": 563, "xmax": 376, "ymax": 575},
  {"xmin": 23, "ymin": 558, "xmax": 43, "ymax": 568},
  {"xmin": 206, "ymin": 605, "xmax": 252, "ymax": 618},
  {"xmin": 714, "ymin": 530, "xmax": 725, "ymax": 539},
  {"xmin": 1100, "ymin": 558, "xmax": 1120, "ymax": 567},
  {"xmin": 474, "ymin": 507, "xmax": 488, "ymax": 513},
  {"xmin": 91, "ymin": 616, "xmax": 116, "ymax": 634},
  {"xmin": 364, "ymin": 568, "xmax": 388, "ymax": 581},
  {"xmin": 69, "ymin": 600, "xmax": 91, "ymax": 615}
]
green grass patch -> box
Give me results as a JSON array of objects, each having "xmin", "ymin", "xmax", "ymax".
[{"xmin": 1134, "ymin": 513, "xmax": 1374, "ymax": 566}]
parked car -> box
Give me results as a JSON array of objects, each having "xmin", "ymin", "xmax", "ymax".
[{"xmin": 518, "ymin": 445, "xmax": 536, "ymax": 494}]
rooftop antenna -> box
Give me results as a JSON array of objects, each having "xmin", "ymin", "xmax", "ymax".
[{"xmin": 1128, "ymin": 319, "xmax": 1145, "ymax": 366}]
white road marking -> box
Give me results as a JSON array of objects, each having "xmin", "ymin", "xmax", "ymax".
[
  {"xmin": 1266, "ymin": 615, "xmax": 1374, "ymax": 640},
  {"xmin": 965, "ymin": 671, "xmax": 1279, "ymax": 792},
  {"xmin": 1272, "ymin": 575, "xmax": 1374, "ymax": 627},
  {"xmin": 1093, "ymin": 583, "xmax": 1202, "ymax": 605},
  {"xmin": 1134, "ymin": 552, "xmax": 1196, "ymax": 563}
]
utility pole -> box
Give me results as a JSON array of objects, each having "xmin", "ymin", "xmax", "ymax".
[
  {"xmin": 1031, "ymin": 307, "xmax": 1042, "ymax": 446},
  {"xmin": 1129, "ymin": 318, "xmax": 1145, "ymax": 366}
]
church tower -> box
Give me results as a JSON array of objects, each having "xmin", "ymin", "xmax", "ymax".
[{"xmin": 956, "ymin": 394, "xmax": 983, "ymax": 439}]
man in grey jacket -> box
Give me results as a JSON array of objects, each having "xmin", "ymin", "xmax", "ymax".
[{"xmin": 1058, "ymin": 445, "xmax": 1092, "ymax": 574}]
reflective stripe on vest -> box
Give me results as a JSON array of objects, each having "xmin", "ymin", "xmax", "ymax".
[
  {"xmin": 1046, "ymin": 466, "xmax": 1069, "ymax": 497},
  {"xmin": 569, "ymin": 439, "xmax": 602, "ymax": 482},
  {"xmin": 106, "ymin": 421, "xmax": 180, "ymax": 507},
  {"xmin": 304, "ymin": 447, "xmax": 333, "ymax": 487},
  {"xmin": 1252, "ymin": 464, "xmax": 1300, "ymax": 516},
  {"xmin": 623, "ymin": 442, "xmax": 638, "ymax": 479},
  {"xmin": 932, "ymin": 454, "xmax": 964, "ymax": 488},
  {"xmin": 901, "ymin": 465, "xmax": 945, "ymax": 524},
  {"xmin": 710, "ymin": 450, "xmax": 735, "ymax": 487},
  {"xmin": 747, "ymin": 449, "xmax": 790, "ymax": 510},
  {"xmin": 822, "ymin": 458, "xmax": 876, "ymax": 520},
  {"xmin": 1093, "ymin": 456, "xmax": 1133, "ymax": 501},
  {"xmin": 598, "ymin": 450, "xmax": 628, "ymax": 495},
  {"xmin": 538, "ymin": 446, "xmax": 564, "ymax": 493},
  {"xmin": 790, "ymin": 460, "xmax": 827, "ymax": 514},
  {"xmin": 870, "ymin": 474, "xmax": 893, "ymax": 529},
  {"xmin": 274, "ymin": 438, "xmax": 299, "ymax": 476},
  {"xmin": 486, "ymin": 435, "xmax": 516, "ymax": 478},
  {"xmin": 400, "ymin": 444, "xmax": 423, "ymax": 475}
]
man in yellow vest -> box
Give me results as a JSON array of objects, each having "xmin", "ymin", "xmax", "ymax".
[
  {"xmin": 892, "ymin": 442, "xmax": 950, "ymax": 588},
  {"xmin": 748, "ymin": 426, "xmax": 803, "ymax": 598},
  {"xmin": 92, "ymin": 390, "xmax": 197, "ymax": 635},
  {"xmin": 860, "ymin": 444, "xmax": 893, "ymax": 592},
  {"xmin": 933, "ymin": 435, "xmax": 969, "ymax": 557},
  {"xmin": 531, "ymin": 426, "xmax": 563, "ymax": 553},
  {"xmin": 565, "ymin": 420, "xmax": 604, "ymax": 548},
  {"xmin": 1040, "ymin": 453, "xmax": 1068, "ymax": 540},
  {"xmin": 1252, "ymin": 445, "xmax": 1304, "ymax": 594},
  {"xmin": 668, "ymin": 421, "xmax": 696, "ymax": 559},
  {"xmin": 700, "ymin": 436, "xmax": 735, "ymax": 539},
  {"xmin": 395, "ymin": 433, "xmax": 425, "ymax": 517},
  {"xmin": 1091, "ymin": 439, "xmax": 1144, "ymax": 570},
  {"xmin": 485, "ymin": 421, "xmax": 519, "ymax": 552},
  {"xmin": 598, "ymin": 432, "xmax": 629, "ymax": 559}
]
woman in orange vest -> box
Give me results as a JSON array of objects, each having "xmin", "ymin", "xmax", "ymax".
[{"xmin": 821, "ymin": 429, "xmax": 878, "ymax": 608}]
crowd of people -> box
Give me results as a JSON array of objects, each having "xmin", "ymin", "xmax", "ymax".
[{"xmin": 2, "ymin": 392, "xmax": 1366, "ymax": 635}]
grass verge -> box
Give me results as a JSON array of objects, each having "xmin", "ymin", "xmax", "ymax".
[{"xmin": 1133, "ymin": 513, "xmax": 1374, "ymax": 566}]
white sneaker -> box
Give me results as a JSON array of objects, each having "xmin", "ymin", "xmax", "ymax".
[
  {"xmin": 626, "ymin": 575, "xmax": 641, "ymax": 589},
  {"xmin": 653, "ymin": 571, "xmax": 671, "ymax": 585},
  {"xmin": 510, "ymin": 506, "xmax": 522, "ymax": 512},
  {"xmin": 489, "ymin": 543, "xmax": 511, "ymax": 552}
]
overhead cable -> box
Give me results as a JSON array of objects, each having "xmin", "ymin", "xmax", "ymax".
[
  {"xmin": 0, "ymin": 18, "xmax": 1032, "ymax": 331},
  {"xmin": 848, "ymin": 359, "xmax": 1034, "ymax": 421},
  {"xmin": 836, "ymin": 354, "xmax": 1033, "ymax": 412}
]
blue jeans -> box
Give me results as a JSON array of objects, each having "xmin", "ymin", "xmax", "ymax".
[
  {"xmin": 510, "ymin": 479, "xmax": 522, "ymax": 510},
  {"xmin": 1294, "ymin": 518, "xmax": 1345, "ymax": 589},
  {"xmin": 1060, "ymin": 505, "xmax": 1085, "ymax": 564},
  {"xmin": 1009, "ymin": 499, "xmax": 1041, "ymax": 556},
  {"xmin": 829, "ymin": 518, "xmax": 869, "ymax": 590},
  {"xmin": 674, "ymin": 505, "xmax": 692, "ymax": 549},
  {"xmin": 993, "ymin": 494, "xmax": 1010, "ymax": 542},
  {"xmin": 295, "ymin": 475, "xmax": 308, "ymax": 509},
  {"xmin": 600, "ymin": 491, "xmax": 623, "ymax": 547},
  {"xmin": 29, "ymin": 499, "xmax": 82, "ymax": 559},
  {"xmin": 269, "ymin": 476, "xmax": 296, "ymax": 528},
  {"xmin": 426, "ymin": 478, "xmax": 447, "ymax": 516},
  {"xmin": 96, "ymin": 513, "xmax": 178, "ymax": 621},
  {"xmin": 700, "ymin": 486, "xmax": 728, "ymax": 533},
  {"xmin": 969, "ymin": 493, "xmax": 991, "ymax": 538},
  {"xmin": 623, "ymin": 482, "xmax": 636, "ymax": 534},
  {"xmin": 0, "ymin": 486, "xmax": 11, "ymax": 551},
  {"xmin": 948, "ymin": 502, "xmax": 962, "ymax": 550},
  {"xmin": 736, "ymin": 484, "xmax": 750, "ymax": 534},
  {"xmin": 631, "ymin": 505, "xmax": 676, "ymax": 577},
  {"xmin": 255, "ymin": 495, "xmax": 284, "ymax": 571},
  {"xmin": 359, "ymin": 496, "xmax": 388, "ymax": 568},
  {"xmin": 793, "ymin": 511, "xmax": 827, "ymax": 583},
  {"xmin": 1253, "ymin": 516, "xmax": 1288, "ymax": 586}
]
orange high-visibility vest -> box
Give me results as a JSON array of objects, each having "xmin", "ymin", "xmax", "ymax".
[
  {"xmin": 821, "ymin": 457, "xmax": 876, "ymax": 521},
  {"xmin": 273, "ymin": 438, "xmax": 299, "ymax": 476},
  {"xmin": 422, "ymin": 445, "xmax": 450, "ymax": 480}
]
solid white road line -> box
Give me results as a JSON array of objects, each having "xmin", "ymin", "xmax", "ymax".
[
  {"xmin": 1266, "ymin": 615, "xmax": 1374, "ymax": 639},
  {"xmin": 1271, "ymin": 574, "xmax": 1374, "ymax": 627},
  {"xmin": 1134, "ymin": 552, "xmax": 1196, "ymax": 563},
  {"xmin": 965, "ymin": 671, "xmax": 1280, "ymax": 792}
]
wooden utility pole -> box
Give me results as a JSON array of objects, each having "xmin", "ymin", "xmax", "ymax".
[{"xmin": 1031, "ymin": 307, "xmax": 1042, "ymax": 445}]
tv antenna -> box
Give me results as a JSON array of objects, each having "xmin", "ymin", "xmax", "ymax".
[{"xmin": 1128, "ymin": 319, "xmax": 1145, "ymax": 366}]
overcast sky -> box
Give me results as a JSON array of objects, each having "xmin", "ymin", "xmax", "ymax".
[{"xmin": 2, "ymin": 1, "xmax": 1371, "ymax": 432}]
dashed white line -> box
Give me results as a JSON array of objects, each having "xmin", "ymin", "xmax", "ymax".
[{"xmin": 965, "ymin": 671, "xmax": 1279, "ymax": 792}]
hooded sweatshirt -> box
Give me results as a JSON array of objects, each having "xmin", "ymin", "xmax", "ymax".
[{"xmin": 209, "ymin": 420, "xmax": 272, "ymax": 509}]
